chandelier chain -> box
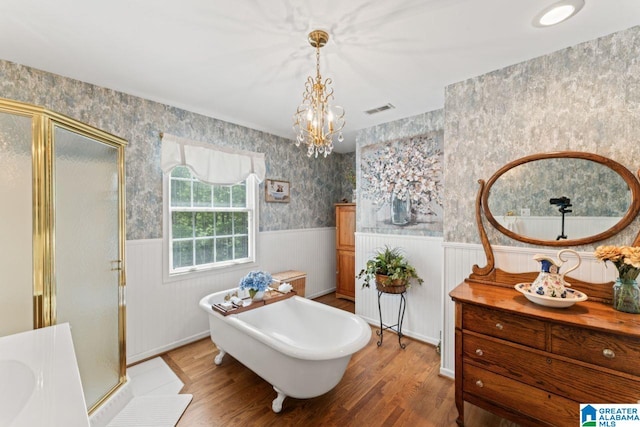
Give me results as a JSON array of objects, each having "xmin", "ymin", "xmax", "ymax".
[{"xmin": 292, "ymin": 29, "xmax": 345, "ymax": 158}]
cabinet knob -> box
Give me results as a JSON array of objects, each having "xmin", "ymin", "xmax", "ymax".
[
  {"xmin": 495, "ymin": 323, "xmax": 504, "ymax": 330},
  {"xmin": 475, "ymin": 349, "xmax": 484, "ymax": 356},
  {"xmin": 475, "ymin": 380, "xmax": 484, "ymax": 388},
  {"xmin": 602, "ymin": 348, "xmax": 616, "ymax": 359}
]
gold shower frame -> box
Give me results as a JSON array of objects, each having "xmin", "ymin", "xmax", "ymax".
[{"xmin": 0, "ymin": 97, "xmax": 127, "ymax": 414}]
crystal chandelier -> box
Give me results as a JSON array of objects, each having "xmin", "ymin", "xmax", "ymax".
[{"xmin": 293, "ymin": 30, "xmax": 345, "ymax": 158}]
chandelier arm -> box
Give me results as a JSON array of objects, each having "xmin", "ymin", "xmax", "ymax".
[{"xmin": 292, "ymin": 29, "xmax": 344, "ymax": 158}]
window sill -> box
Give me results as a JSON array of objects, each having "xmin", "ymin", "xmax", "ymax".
[{"xmin": 163, "ymin": 259, "xmax": 258, "ymax": 285}]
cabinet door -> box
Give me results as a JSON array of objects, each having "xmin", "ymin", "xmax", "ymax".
[
  {"xmin": 336, "ymin": 205, "xmax": 355, "ymax": 250},
  {"xmin": 336, "ymin": 249, "xmax": 355, "ymax": 300}
]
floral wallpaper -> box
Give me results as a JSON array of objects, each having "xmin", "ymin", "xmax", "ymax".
[
  {"xmin": 355, "ymin": 110, "xmax": 444, "ymax": 236},
  {"xmin": 444, "ymin": 25, "xmax": 640, "ymax": 249},
  {"xmin": 0, "ymin": 60, "xmax": 352, "ymax": 240}
]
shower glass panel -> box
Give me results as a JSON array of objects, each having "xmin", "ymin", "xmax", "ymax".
[
  {"xmin": 0, "ymin": 112, "xmax": 33, "ymax": 336},
  {"xmin": 54, "ymin": 126, "xmax": 121, "ymax": 409}
]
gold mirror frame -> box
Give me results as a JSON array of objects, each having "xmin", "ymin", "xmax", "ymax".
[{"xmin": 481, "ymin": 151, "xmax": 640, "ymax": 247}]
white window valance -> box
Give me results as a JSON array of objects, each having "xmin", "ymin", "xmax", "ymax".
[{"xmin": 160, "ymin": 133, "xmax": 266, "ymax": 185}]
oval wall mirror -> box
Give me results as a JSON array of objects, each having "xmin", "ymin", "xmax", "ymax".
[{"xmin": 482, "ymin": 151, "xmax": 640, "ymax": 246}]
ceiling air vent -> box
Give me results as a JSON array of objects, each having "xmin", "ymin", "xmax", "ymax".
[{"xmin": 364, "ymin": 103, "xmax": 395, "ymax": 115}]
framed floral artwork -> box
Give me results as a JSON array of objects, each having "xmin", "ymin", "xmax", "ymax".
[
  {"xmin": 265, "ymin": 179, "xmax": 290, "ymax": 203},
  {"xmin": 359, "ymin": 131, "xmax": 444, "ymax": 235}
]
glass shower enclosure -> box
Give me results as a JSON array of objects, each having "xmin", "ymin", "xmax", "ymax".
[{"xmin": 0, "ymin": 98, "xmax": 126, "ymax": 413}]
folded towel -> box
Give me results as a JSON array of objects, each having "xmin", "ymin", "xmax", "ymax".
[{"xmin": 278, "ymin": 282, "xmax": 293, "ymax": 293}]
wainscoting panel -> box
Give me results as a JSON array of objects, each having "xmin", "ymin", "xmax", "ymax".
[
  {"xmin": 257, "ymin": 228, "xmax": 336, "ymax": 299},
  {"xmin": 440, "ymin": 243, "xmax": 617, "ymax": 378},
  {"xmin": 355, "ymin": 233, "xmax": 444, "ymax": 346},
  {"xmin": 125, "ymin": 228, "xmax": 336, "ymax": 364}
]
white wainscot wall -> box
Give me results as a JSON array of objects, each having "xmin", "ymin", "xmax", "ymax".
[
  {"xmin": 125, "ymin": 228, "xmax": 336, "ymax": 364},
  {"xmin": 355, "ymin": 232, "xmax": 444, "ymax": 347},
  {"xmin": 440, "ymin": 243, "xmax": 618, "ymax": 378}
]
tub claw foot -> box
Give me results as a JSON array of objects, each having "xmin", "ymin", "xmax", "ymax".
[
  {"xmin": 214, "ymin": 349, "xmax": 226, "ymax": 365},
  {"xmin": 272, "ymin": 387, "xmax": 286, "ymax": 413}
]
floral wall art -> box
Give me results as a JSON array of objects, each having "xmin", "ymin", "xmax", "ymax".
[{"xmin": 359, "ymin": 131, "xmax": 444, "ymax": 236}]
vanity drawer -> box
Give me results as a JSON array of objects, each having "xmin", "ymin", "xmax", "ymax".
[
  {"xmin": 463, "ymin": 332, "xmax": 640, "ymax": 403},
  {"xmin": 463, "ymin": 363, "xmax": 578, "ymax": 427},
  {"xmin": 551, "ymin": 325, "xmax": 640, "ymax": 377},
  {"xmin": 462, "ymin": 304, "xmax": 546, "ymax": 350}
]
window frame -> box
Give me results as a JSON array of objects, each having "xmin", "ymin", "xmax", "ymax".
[{"xmin": 162, "ymin": 167, "xmax": 258, "ymax": 281}]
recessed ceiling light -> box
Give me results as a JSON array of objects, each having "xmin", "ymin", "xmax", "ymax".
[{"xmin": 533, "ymin": 0, "xmax": 585, "ymax": 27}]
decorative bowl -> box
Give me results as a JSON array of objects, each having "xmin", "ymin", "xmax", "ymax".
[
  {"xmin": 270, "ymin": 191, "xmax": 286, "ymax": 200},
  {"xmin": 514, "ymin": 283, "xmax": 588, "ymax": 308}
]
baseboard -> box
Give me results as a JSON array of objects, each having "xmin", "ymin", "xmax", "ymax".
[
  {"xmin": 359, "ymin": 315, "xmax": 439, "ymax": 347},
  {"xmin": 306, "ymin": 288, "xmax": 337, "ymax": 299},
  {"xmin": 127, "ymin": 331, "xmax": 210, "ymax": 365},
  {"xmin": 439, "ymin": 367, "xmax": 454, "ymax": 379}
]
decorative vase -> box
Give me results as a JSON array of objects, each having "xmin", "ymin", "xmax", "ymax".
[
  {"xmin": 375, "ymin": 274, "xmax": 407, "ymax": 294},
  {"xmin": 391, "ymin": 193, "xmax": 410, "ymax": 226},
  {"xmin": 249, "ymin": 289, "xmax": 264, "ymax": 301},
  {"xmin": 612, "ymin": 278, "xmax": 640, "ymax": 314}
]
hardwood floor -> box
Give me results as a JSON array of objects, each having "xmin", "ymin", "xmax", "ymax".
[{"xmin": 162, "ymin": 293, "xmax": 519, "ymax": 426}]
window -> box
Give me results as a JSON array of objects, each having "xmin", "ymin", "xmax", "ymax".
[{"xmin": 168, "ymin": 166, "xmax": 256, "ymax": 274}]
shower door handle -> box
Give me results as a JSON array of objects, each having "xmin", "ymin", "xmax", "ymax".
[{"xmin": 111, "ymin": 260, "xmax": 122, "ymax": 271}]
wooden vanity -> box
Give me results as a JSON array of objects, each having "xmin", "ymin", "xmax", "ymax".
[
  {"xmin": 450, "ymin": 151, "xmax": 640, "ymax": 426},
  {"xmin": 451, "ymin": 279, "xmax": 640, "ymax": 426}
]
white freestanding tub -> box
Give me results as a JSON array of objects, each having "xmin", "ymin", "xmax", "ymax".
[{"xmin": 199, "ymin": 290, "xmax": 371, "ymax": 412}]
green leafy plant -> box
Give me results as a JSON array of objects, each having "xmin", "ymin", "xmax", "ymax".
[
  {"xmin": 357, "ymin": 246, "xmax": 423, "ymax": 289},
  {"xmin": 345, "ymin": 168, "xmax": 356, "ymax": 188}
]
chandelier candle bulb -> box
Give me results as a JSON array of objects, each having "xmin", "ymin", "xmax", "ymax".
[{"xmin": 293, "ymin": 29, "xmax": 345, "ymax": 158}]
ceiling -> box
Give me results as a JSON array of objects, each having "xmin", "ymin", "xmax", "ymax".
[{"xmin": 1, "ymin": 1, "xmax": 639, "ymax": 153}]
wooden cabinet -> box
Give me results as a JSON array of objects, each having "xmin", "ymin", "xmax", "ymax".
[
  {"xmin": 272, "ymin": 270, "xmax": 306, "ymax": 297},
  {"xmin": 450, "ymin": 281, "xmax": 640, "ymax": 427},
  {"xmin": 335, "ymin": 203, "xmax": 356, "ymax": 301}
]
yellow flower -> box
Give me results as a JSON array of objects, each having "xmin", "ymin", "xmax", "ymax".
[
  {"xmin": 595, "ymin": 245, "xmax": 640, "ymax": 281},
  {"xmin": 623, "ymin": 247, "xmax": 640, "ymax": 269},
  {"xmin": 594, "ymin": 245, "xmax": 624, "ymax": 262}
]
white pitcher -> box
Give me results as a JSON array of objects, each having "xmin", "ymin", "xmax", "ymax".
[{"xmin": 530, "ymin": 249, "xmax": 581, "ymax": 298}]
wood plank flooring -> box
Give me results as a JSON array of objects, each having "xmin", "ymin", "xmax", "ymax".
[{"xmin": 161, "ymin": 293, "xmax": 519, "ymax": 426}]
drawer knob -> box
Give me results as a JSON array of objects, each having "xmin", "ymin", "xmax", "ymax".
[
  {"xmin": 475, "ymin": 380, "xmax": 484, "ymax": 388},
  {"xmin": 603, "ymin": 348, "xmax": 616, "ymax": 359},
  {"xmin": 475, "ymin": 349, "xmax": 484, "ymax": 356},
  {"xmin": 495, "ymin": 323, "xmax": 504, "ymax": 330}
]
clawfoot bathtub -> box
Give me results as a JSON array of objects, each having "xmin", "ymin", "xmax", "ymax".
[{"xmin": 199, "ymin": 290, "xmax": 371, "ymax": 412}]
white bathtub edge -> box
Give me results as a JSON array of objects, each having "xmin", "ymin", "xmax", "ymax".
[{"xmin": 199, "ymin": 292, "xmax": 371, "ymax": 361}]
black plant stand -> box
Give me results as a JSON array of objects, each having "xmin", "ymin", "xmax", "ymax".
[{"xmin": 376, "ymin": 290, "xmax": 407, "ymax": 349}]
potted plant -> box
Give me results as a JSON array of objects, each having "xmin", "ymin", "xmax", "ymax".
[
  {"xmin": 345, "ymin": 168, "xmax": 357, "ymax": 202},
  {"xmin": 357, "ymin": 246, "xmax": 423, "ymax": 294},
  {"xmin": 239, "ymin": 270, "xmax": 273, "ymax": 301}
]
